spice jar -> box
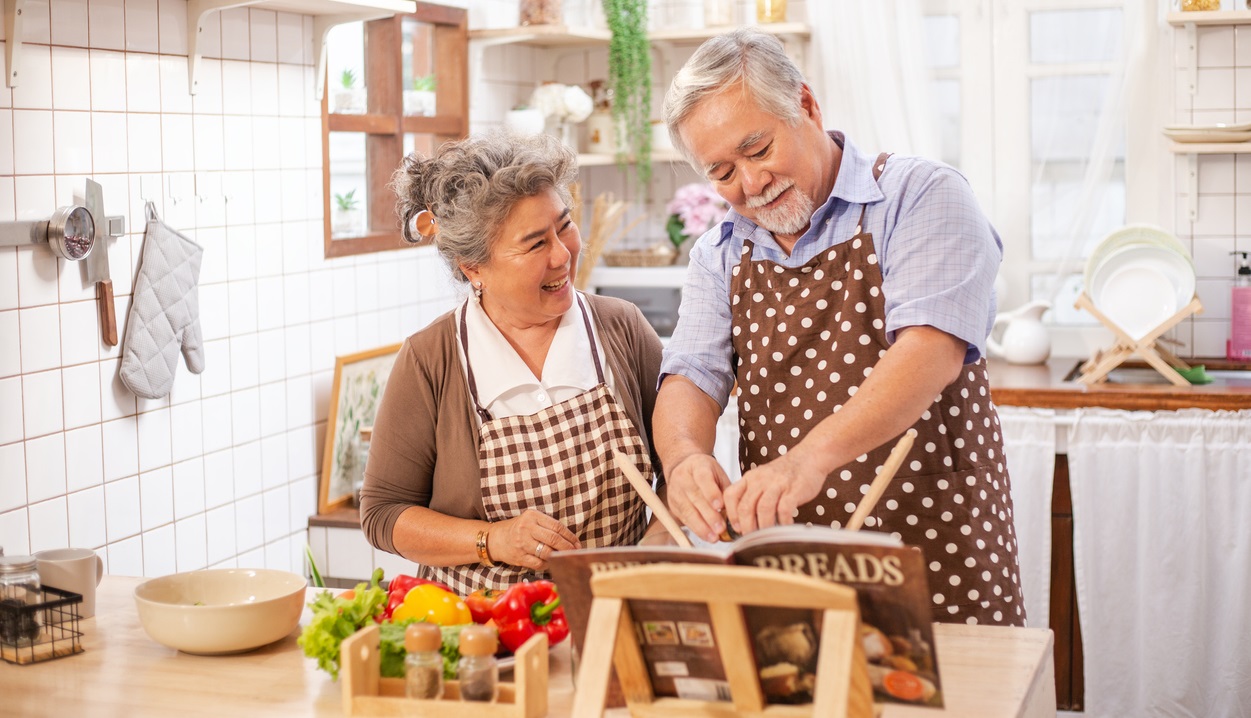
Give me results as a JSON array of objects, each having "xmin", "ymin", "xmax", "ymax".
[
  {"xmin": 0, "ymin": 555, "xmax": 43, "ymax": 645},
  {"xmin": 405, "ymin": 622, "xmax": 445, "ymax": 700},
  {"xmin": 757, "ymin": 0, "xmax": 787, "ymax": 23},
  {"xmin": 457, "ymin": 624, "xmax": 499, "ymax": 702},
  {"xmin": 520, "ymin": 0, "xmax": 562, "ymax": 26},
  {"xmin": 1179, "ymin": 0, "xmax": 1219, "ymax": 9}
]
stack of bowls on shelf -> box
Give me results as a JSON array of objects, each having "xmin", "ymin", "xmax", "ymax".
[{"xmin": 1083, "ymin": 224, "xmax": 1196, "ymax": 341}]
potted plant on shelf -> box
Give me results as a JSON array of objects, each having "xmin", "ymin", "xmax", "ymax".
[
  {"xmin": 604, "ymin": 0, "xmax": 651, "ymax": 195},
  {"xmin": 334, "ymin": 69, "xmax": 365, "ymax": 114},
  {"xmin": 332, "ymin": 189, "xmax": 362, "ymax": 236},
  {"xmin": 665, "ymin": 182, "xmax": 729, "ymax": 262},
  {"xmin": 403, "ymin": 75, "xmax": 437, "ymax": 117}
]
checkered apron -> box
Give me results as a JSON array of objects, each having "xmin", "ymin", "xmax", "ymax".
[
  {"xmin": 729, "ymin": 153, "xmax": 1025, "ymax": 627},
  {"xmin": 425, "ymin": 296, "xmax": 649, "ymax": 596}
]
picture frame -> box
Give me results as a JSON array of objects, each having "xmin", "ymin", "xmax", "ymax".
[{"xmin": 318, "ymin": 343, "xmax": 403, "ymax": 514}]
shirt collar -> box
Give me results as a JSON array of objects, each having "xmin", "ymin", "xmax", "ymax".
[
  {"xmin": 461, "ymin": 293, "xmax": 600, "ymax": 408},
  {"xmin": 708, "ymin": 131, "xmax": 885, "ymax": 248}
]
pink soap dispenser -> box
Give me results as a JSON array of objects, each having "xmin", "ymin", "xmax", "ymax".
[{"xmin": 1229, "ymin": 251, "xmax": 1251, "ymax": 361}]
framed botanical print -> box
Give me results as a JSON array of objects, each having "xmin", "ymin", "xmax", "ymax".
[{"xmin": 318, "ymin": 343, "xmax": 403, "ymax": 514}]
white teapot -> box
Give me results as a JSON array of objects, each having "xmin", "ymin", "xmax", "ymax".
[{"xmin": 987, "ymin": 300, "xmax": 1052, "ymax": 365}]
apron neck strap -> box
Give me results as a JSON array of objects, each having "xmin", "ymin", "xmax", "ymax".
[
  {"xmin": 458, "ymin": 293, "xmax": 604, "ymax": 423},
  {"xmin": 857, "ymin": 151, "xmax": 894, "ymax": 228}
]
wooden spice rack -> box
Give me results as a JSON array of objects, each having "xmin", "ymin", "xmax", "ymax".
[
  {"xmin": 572, "ymin": 564, "xmax": 875, "ymax": 718},
  {"xmin": 339, "ymin": 625, "xmax": 548, "ymax": 717}
]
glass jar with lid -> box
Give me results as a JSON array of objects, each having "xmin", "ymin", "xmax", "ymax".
[{"xmin": 0, "ymin": 555, "xmax": 43, "ymax": 644}]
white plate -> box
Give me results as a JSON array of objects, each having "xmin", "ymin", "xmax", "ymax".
[
  {"xmin": 1162, "ymin": 127, "xmax": 1251, "ymax": 143},
  {"xmin": 1162, "ymin": 122, "xmax": 1251, "ymax": 133},
  {"xmin": 1084, "ymin": 224, "xmax": 1192, "ymax": 289},
  {"xmin": 1088, "ymin": 245, "xmax": 1195, "ymax": 340}
]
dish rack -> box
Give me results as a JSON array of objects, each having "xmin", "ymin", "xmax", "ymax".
[
  {"xmin": 1074, "ymin": 291, "xmax": 1204, "ymax": 386},
  {"xmin": 0, "ymin": 586, "xmax": 85, "ymax": 665},
  {"xmin": 338, "ymin": 626, "xmax": 548, "ymax": 717}
]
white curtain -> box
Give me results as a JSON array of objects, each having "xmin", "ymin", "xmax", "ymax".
[
  {"xmin": 806, "ymin": 1, "xmax": 940, "ymax": 158},
  {"xmin": 997, "ymin": 405, "xmax": 1056, "ymax": 629},
  {"xmin": 1067, "ymin": 408, "xmax": 1251, "ymax": 718}
]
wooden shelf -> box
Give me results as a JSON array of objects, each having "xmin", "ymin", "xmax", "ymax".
[
  {"xmin": 1166, "ymin": 9, "xmax": 1251, "ymax": 25},
  {"xmin": 256, "ymin": 0, "xmax": 413, "ymax": 12},
  {"xmin": 469, "ymin": 24, "xmax": 612, "ymax": 48},
  {"xmin": 1168, "ymin": 141, "xmax": 1251, "ymax": 153},
  {"xmin": 468, "ymin": 22, "xmax": 809, "ymax": 49},
  {"xmin": 576, "ymin": 149, "xmax": 684, "ymax": 167}
]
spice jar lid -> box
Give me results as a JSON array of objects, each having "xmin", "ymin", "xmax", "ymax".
[
  {"xmin": 0, "ymin": 555, "xmax": 38, "ymax": 574},
  {"xmin": 360, "ymin": 426, "xmax": 373, "ymax": 442},
  {"xmin": 405, "ymin": 622, "xmax": 442, "ymax": 653},
  {"xmin": 458, "ymin": 624, "xmax": 498, "ymax": 657}
]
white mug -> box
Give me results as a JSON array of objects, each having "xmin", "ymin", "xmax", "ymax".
[{"xmin": 34, "ymin": 548, "xmax": 104, "ymax": 619}]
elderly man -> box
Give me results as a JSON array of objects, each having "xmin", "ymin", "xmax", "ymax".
[{"xmin": 654, "ymin": 28, "xmax": 1024, "ymax": 626}]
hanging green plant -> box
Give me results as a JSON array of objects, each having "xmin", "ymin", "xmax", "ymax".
[{"xmin": 603, "ymin": 0, "xmax": 651, "ymax": 196}]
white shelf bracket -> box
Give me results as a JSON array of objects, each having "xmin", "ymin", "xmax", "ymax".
[
  {"xmin": 3, "ymin": 0, "xmax": 25, "ymax": 88},
  {"xmin": 313, "ymin": 11, "xmax": 395, "ymax": 102},
  {"xmin": 1187, "ymin": 153, "xmax": 1198, "ymax": 222},
  {"xmin": 1184, "ymin": 21, "xmax": 1197, "ymax": 96},
  {"xmin": 187, "ymin": 0, "xmax": 261, "ymax": 95}
]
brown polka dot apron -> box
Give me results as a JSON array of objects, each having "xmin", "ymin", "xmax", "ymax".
[
  {"xmin": 424, "ymin": 296, "xmax": 649, "ymax": 597},
  {"xmin": 730, "ymin": 154, "xmax": 1025, "ymax": 627}
]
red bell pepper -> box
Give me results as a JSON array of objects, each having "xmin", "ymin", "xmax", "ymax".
[
  {"xmin": 383, "ymin": 574, "xmax": 454, "ymax": 620},
  {"xmin": 465, "ymin": 587, "xmax": 504, "ymax": 624},
  {"xmin": 490, "ymin": 580, "xmax": 569, "ymax": 653}
]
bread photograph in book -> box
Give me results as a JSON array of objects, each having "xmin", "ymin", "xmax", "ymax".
[
  {"xmin": 548, "ymin": 524, "xmax": 945, "ymax": 709},
  {"xmin": 732, "ymin": 531, "xmax": 944, "ymax": 707}
]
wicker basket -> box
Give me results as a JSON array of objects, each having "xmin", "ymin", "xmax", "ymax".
[{"xmin": 602, "ymin": 248, "xmax": 678, "ymax": 267}]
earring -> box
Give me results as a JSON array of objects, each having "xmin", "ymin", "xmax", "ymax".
[{"xmin": 472, "ymin": 281, "xmax": 483, "ymax": 304}]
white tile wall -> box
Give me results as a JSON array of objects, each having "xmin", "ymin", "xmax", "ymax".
[
  {"xmin": 0, "ymin": 0, "xmax": 457, "ymax": 576},
  {"xmin": 1171, "ymin": 23, "xmax": 1251, "ymax": 357}
]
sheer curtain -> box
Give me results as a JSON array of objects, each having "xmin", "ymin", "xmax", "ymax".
[
  {"xmin": 806, "ymin": 1, "xmax": 939, "ymax": 158},
  {"xmin": 997, "ymin": 406, "xmax": 1056, "ymax": 629},
  {"xmin": 1067, "ymin": 408, "xmax": 1251, "ymax": 718}
]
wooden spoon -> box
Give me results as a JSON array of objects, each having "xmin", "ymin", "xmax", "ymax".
[
  {"xmin": 612, "ymin": 450, "xmax": 693, "ymax": 548},
  {"xmin": 845, "ymin": 429, "xmax": 918, "ymax": 532}
]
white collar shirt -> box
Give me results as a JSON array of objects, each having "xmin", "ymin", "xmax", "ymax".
[{"xmin": 457, "ymin": 292, "xmax": 613, "ymax": 423}]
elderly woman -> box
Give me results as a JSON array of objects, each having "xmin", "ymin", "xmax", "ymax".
[{"xmin": 360, "ymin": 133, "xmax": 664, "ymax": 596}]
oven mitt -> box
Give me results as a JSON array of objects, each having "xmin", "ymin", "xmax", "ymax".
[{"xmin": 120, "ymin": 202, "xmax": 205, "ymax": 399}]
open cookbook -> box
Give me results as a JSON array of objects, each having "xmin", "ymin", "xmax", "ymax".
[{"xmin": 548, "ymin": 524, "xmax": 943, "ymax": 709}]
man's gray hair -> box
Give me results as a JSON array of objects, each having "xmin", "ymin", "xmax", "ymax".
[
  {"xmin": 392, "ymin": 132, "xmax": 577, "ymax": 283},
  {"xmin": 663, "ymin": 28, "xmax": 809, "ymax": 164}
]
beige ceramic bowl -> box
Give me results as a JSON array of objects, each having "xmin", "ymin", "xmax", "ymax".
[{"xmin": 134, "ymin": 568, "xmax": 306, "ymax": 655}]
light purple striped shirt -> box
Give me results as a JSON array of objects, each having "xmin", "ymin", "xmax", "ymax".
[{"xmin": 660, "ymin": 134, "xmax": 1002, "ymax": 410}]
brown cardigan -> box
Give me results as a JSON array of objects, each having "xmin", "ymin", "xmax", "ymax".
[{"xmin": 359, "ymin": 293, "xmax": 664, "ymax": 554}]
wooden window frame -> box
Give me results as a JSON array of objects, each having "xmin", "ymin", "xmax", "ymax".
[{"xmin": 321, "ymin": 3, "xmax": 468, "ymax": 259}]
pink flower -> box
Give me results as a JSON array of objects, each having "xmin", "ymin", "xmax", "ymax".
[{"xmin": 665, "ymin": 183, "xmax": 729, "ymax": 242}]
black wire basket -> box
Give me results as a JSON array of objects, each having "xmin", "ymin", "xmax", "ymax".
[{"xmin": 0, "ymin": 586, "xmax": 84, "ymax": 665}]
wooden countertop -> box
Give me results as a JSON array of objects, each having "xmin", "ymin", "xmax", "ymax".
[
  {"xmin": 4, "ymin": 576, "xmax": 1054, "ymax": 717},
  {"xmin": 988, "ymin": 357, "xmax": 1251, "ymax": 411}
]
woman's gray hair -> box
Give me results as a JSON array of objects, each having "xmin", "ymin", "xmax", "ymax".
[
  {"xmin": 663, "ymin": 28, "xmax": 808, "ymax": 163},
  {"xmin": 392, "ymin": 131, "xmax": 578, "ymax": 283}
]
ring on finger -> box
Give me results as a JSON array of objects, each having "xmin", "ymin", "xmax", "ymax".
[{"xmin": 536, "ymin": 542, "xmax": 546, "ymax": 558}]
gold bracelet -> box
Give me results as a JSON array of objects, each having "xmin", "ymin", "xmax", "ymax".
[{"xmin": 475, "ymin": 528, "xmax": 495, "ymax": 567}]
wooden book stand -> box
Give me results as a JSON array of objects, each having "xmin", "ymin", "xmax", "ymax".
[
  {"xmin": 338, "ymin": 625, "xmax": 548, "ymax": 717},
  {"xmin": 572, "ymin": 564, "xmax": 874, "ymax": 718},
  {"xmin": 1074, "ymin": 291, "xmax": 1203, "ymax": 387}
]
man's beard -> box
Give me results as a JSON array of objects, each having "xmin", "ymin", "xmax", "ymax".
[{"xmin": 746, "ymin": 179, "xmax": 814, "ymax": 236}]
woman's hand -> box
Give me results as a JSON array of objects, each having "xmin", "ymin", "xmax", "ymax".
[{"xmin": 488, "ymin": 509, "xmax": 580, "ymax": 571}]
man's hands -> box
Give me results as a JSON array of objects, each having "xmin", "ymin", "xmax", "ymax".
[
  {"xmin": 664, "ymin": 453, "xmax": 733, "ymax": 543},
  {"xmin": 723, "ymin": 447, "xmax": 829, "ymax": 534}
]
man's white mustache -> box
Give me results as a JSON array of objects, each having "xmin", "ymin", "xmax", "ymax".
[{"xmin": 746, "ymin": 180, "xmax": 793, "ymax": 209}]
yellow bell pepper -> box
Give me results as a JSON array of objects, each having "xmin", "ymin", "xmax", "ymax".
[{"xmin": 390, "ymin": 583, "xmax": 472, "ymax": 626}]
